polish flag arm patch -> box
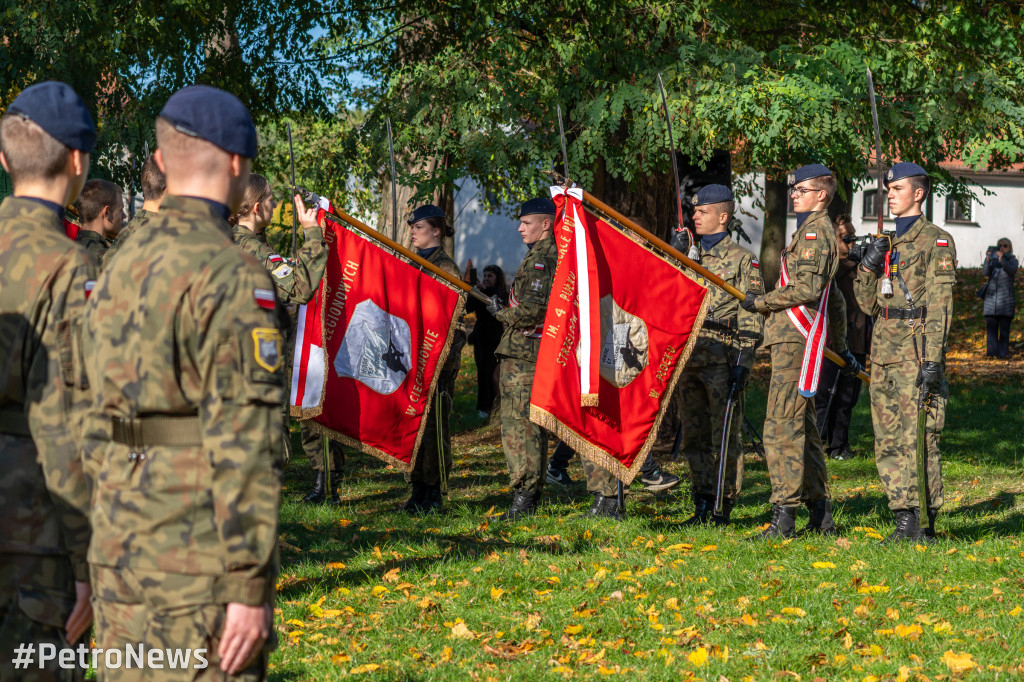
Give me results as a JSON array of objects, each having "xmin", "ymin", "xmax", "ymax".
[
  {"xmin": 268, "ymin": 254, "xmax": 284, "ymax": 263},
  {"xmin": 751, "ymin": 258, "xmax": 760, "ymax": 268},
  {"xmin": 254, "ymin": 288, "xmax": 276, "ymax": 310},
  {"xmin": 936, "ymin": 238, "xmax": 949, "ymax": 247},
  {"xmin": 84, "ymin": 280, "xmax": 95, "ymax": 298},
  {"xmin": 805, "ymin": 232, "xmax": 817, "ymax": 240},
  {"xmin": 534, "ymin": 263, "xmax": 545, "ymax": 270}
]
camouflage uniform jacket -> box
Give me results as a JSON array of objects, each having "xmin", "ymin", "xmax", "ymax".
[
  {"xmin": 688, "ymin": 234, "xmax": 764, "ymax": 369},
  {"xmin": 421, "ymin": 246, "xmax": 467, "ymax": 372},
  {"xmin": 494, "ymin": 236, "xmax": 558, "ymax": 362},
  {"xmin": 232, "ymin": 223, "xmax": 328, "ymax": 305},
  {"xmin": 0, "ymin": 197, "xmax": 96, "ymax": 582},
  {"xmin": 75, "ymin": 227, "xmax": 112, "ymax": 268},
  {"xmin": 756, "ymin": 210, "xmax": 848, "ymax": 353},
  {"xmin": 853, "ymin": 216, "xmax": 956, "ymax": 365},
  {"xmin": 82, "ymin": 195, "xmax": 285, "ymax": 606},
  {"xmin": 104, "ymin": 208, "xmax": 157, "ymax": 265}
]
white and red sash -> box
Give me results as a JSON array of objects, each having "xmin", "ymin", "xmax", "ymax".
[{"xmin": 778, "ymin": 252, "xmax": 829, "ymax": 397}]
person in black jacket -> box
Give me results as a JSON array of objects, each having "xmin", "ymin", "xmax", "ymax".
[
  {"xmin": 467, "ymin": 264, "xmax": 507, "ymax": 417},
  {"xmin": 982, "ymin": 238, "xmax": 1017, "ymax": 359}
]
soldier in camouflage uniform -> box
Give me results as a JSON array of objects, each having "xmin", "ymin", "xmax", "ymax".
[
  {"xmin": 670, "ymin": 185, "xmax": 764, "ymax": 526},
  {"xmin": 104, "ymin": 153, "xmax": 164, "ymax": 265},
  {"xmin": 488, "ymin": 198, "xmax": 559, "ymax": 522},
  {"xmin": 402, "ymin": 204, "xmax": 468, "ymax": 514},
  {"xmin": 0, "ymin": 80, "xmax": 96, "ymax": 682},
  {"xmin": 853, "ymin": 162, "xmax": 956, "ymax": 543},
  {"xmin": 82, "ymin": 86, "xmax": 282, "ymax": 680},
  {"xmin": 742, "ymin": 164, "xmax": 861, "ymax": 539},
  {"xmin": 74, "ymin": 178, "xmax": 124, "ymax": 267},
  {"xmin": 228, "ymin": 173, "xmax": 340, "ymax": 504}
]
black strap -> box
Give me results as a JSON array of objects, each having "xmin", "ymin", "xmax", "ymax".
[{"xmin": 881, "ymin": 306, "xmax": 927, "ymax": 320}]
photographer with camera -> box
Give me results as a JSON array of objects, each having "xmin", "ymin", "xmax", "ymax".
[
  {"xmin": 981, "ymin": 239, "xmax": 1017, "ymax": 358},
  {"xmin": 814, "ymin": 215, "xmax": 872, "ymax": 459}
]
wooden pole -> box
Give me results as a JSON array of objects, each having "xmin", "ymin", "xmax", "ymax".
[
  {"xmin": 544, "ymin": 170, "xmax": 871, "ymax": 385},
  {"xmin": 326, "ymin": 205, "xmax": 491, "ymax": 305}
]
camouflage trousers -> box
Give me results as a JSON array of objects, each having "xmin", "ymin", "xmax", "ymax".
[
  {"xmin": 763, "ymin": 342, "xmax": 829, "ymax": 508},
  {"xmin": 582, "ymin": 459, "xmax": 619, "ymax": 497},
  {"xmin": 91, "ymin": 566, "xmax": 271, "ymax": 682},
  {"xmin": 869, "ymin": 360, "xmax": 946, "ymax": 511},
  {"xmin": 678, "ymin": 363, "xmax": 745, "ymax": 505},
  {"xmin": 406, "ymin": 364, "xmax": 458, "ymax": 487},
  {"xmin": 0, "ymin": 556, "xmax": 81, "ymax": 682},
  {"xmin": 301, "ymin": 422, "xmax": 343, "ymax": 474},
  {"xmin": 499, "ymin": 357, "xmax": 548, "ymax": 493}
]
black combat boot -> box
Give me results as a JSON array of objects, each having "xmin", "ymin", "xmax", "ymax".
[
  {"xmin": 803, "ymin": 499, "xmax": 837, "ymax": 535},
  {"xmin": 882, "ymin": 509, "xmax": 921, "ymax": 545},
  {"xmin": 303, "ymin": 470, "xmax": 326, "ymax": 504},
  {"xmin": 402, "ymin": 482, "xmax": 426, "ymax": 513},
  {"xmin": 420, "ymin": 484, "xmax": 443, "ymax": 514},
  {"xmin": 682, "ymin": 495, "xmax": 714, "ymax": 526},
  {"xmin": 749, "ymin": 505, "xmax": 797, "ymax": 540},
  {"xmin": 327, "ymin": 474, "xmax": 341, "ymax": 505},
  {"xmin": 585, "ymin": 493, "xmax": 624, "ymax": 521},
  {"xmin": 498, "ymin": 490, "xmax": 539, "ymax": 522}
]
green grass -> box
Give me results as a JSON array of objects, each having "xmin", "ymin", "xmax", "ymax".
[{"xmin": 271, "ymin": 275, "xmax": 1024, "ymax": 680}]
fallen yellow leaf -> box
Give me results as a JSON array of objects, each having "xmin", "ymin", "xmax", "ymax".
[
  {"xmin": 664, "ymin": 597, "xmax": 680, "ymax": 611},
  {"xmin": 491, "ymin": 587, "xmax": 505, "ymax": 601},
  {"xmin": 812, "ymin": 561, "xmax": 835, "ymax": 569},
  {"xmin": 331, "ymin": 652, "xmax": 350, "ymax": 664},
  {"xmin": 326, "ymin": 562, "xmax": 347, "ymax": 570},
  {"xmin": 942, "ymin": 650, "xmax": 977, "ymax": 674},
  {"xmin": 781, "ymin": 607, "xmax": 806, "ymax": 618},
  {"xmin": 564, "ymin": 624, "xmax": 582, "ymax": 635},
  {"xmin": 687, "ymin": 647, "xmax": 709, "ymax": 667},
  {"xmin": 895, "ymin": 624, "xmax": 923, "ymax": 640},
  {"xmin": 382, "ymin": 567, "xmax": 400, "ymax": 583},
  {"xmin": 451, "ymin": 622, "xmax": 476, "ymax": 640},
  {"xmin": 350, "ymin": 663, "xmax": 380, "ymax": 674},
  {"xmin": 371, "ymin": 586, "xmax": 389, "ymax": 597}
]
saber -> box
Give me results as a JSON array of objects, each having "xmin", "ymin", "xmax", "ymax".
[
  {"xmin": 866, "ymin": 67, "xmax": 893, "ymax": 296},
  {"xmin": 817, "ymin": 371, "xmax": 841, "ymax": 440},
  {"xmin": 657, "ymin": 72, "xmax": 698, "ymax": 260},
  {"xmin": 557, "ymin": 105, "xmax": 570, "ymax": 181},
  {"xmin": 287, "ymin": 122, "xmax": 298, "ymax": 257},
  {"xmin": 544, "ymin": 169, "xmax": 871, "ymax": 385},
  {"xmin": 386, "ymin": 117, "xmax": 398, "ymax": 241},
  {"xmin": 714, "ymin": 360, "xmax": 742, "ymax": 517},
  {"xmin": 917, "ymin": 398, "xmax": 933, "ymax": 536}
]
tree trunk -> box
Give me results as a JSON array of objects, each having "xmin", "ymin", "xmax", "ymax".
[
  {"xmin": 591, "ymin": 150, "xmax": 732, "ymax": 242},
  {"xmin": 377, "ymin": 151, "xmax": 454, "ymax": 256},
  {"xmin": 760, "ymin": 171, "xmax": 789, "ymax": 292}
]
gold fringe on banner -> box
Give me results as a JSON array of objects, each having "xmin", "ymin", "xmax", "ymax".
[{"xmin": 580, "ymin": 393, "xmax": 599, "ymax": 407}]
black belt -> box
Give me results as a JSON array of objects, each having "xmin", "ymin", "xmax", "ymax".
[
  {"xmin": 703, "ymin": 317, "xmax": 737, "ymax": 333},
  {"xmin": 881, "ymin": 306, "xmax": 926, "ymax": 320},
  {"xmin": 111, "ymin": 415, "xmax": 202, "ymax": 449},
  {"xmin": 0, "ymin": 408, "xmax": 31, "ymax": 437}
]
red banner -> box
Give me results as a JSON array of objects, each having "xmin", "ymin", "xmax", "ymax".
[
  {"xmin": 291, "ymin": 210, "xmax": 464, "ymax": 470},
  {"xmin": 530, "ymin": 187, "xmax": 709, "ymax": 483}
]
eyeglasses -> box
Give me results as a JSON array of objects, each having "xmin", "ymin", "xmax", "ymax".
[
  {"xmin": 790, "ymin": 187, "xmax": 822, "ymax": 197},
  {"xmin": 999, "ymin": 243, "xmax": 1011, "ymax": 249}
]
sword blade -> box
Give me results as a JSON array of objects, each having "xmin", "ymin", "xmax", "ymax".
[
  {"xmin": 916, "ymin": 405, "xmax": 931, "ymax": 524},
  {"xmin": 557, "ymin": 104, "xmax": 570, "ymax": 181},
  {"xmin": 386, "ymin": 117, "xmax": 398, "ymax": 241},
  {"xmin": 714, "ymin": 386, "xmax": 738, "ymax": 516},
  {"xmin": 287, "ymin": 123, "xmax": 298, "ymax": 256},
  {"xmin": 657, "ymin": 72, "xmax": 685, "ymax": 231},
  {"xmin": 866, "ymin": 67, "xmax": 885, "ymax": 236}
]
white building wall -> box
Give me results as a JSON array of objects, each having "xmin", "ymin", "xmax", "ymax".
[{"xmin": 452, "ymin": 176, "xmax": 535, "ymax": 278}]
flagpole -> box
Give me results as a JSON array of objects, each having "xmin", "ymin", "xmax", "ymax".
[
  {"xmin": 322, "ymin": 204, "xmax": 491, "ymax": 305},
  {"xmin": 543, "ymin": 170, "xmax": 870, "ymax": 386}
]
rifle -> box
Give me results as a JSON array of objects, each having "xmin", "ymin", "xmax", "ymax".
[{"xmin": 542, "ymin": 170, "xmax": 871, "ymax": 385}]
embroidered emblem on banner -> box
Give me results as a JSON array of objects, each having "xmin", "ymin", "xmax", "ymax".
[
  {"xmin": 334, "ymin": 299, "xmax": 412, "ymax": 395},
  {"xmin": 578, "ymin": 295, "xmax": 649, "ymax": 388},
  {"xmin": 252, "ymin": 328, "xmax": 283, "ymax": 372}
]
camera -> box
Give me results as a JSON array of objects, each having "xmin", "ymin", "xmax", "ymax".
[
  {"xmin": 986, "ymin": 246, "xmax": 1000, "ymax": 258},
  {"xmin": 844, "ymin": 234, "xmax": 878, "ymax": 264}
]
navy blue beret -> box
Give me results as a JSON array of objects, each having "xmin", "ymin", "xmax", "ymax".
[
  {"xmin": 7, "ymin": 81, "xmax": 96, "ymax": 152},
  {"xmin": 690, "ymin": 184, "xmax": 734, "ymax": 207},
  {"xmin": 158, "ymin": 85, "xmax": 257, "ymax": 158},
  {"xmin": 787, "ymin": 163, "xmax": 833, "ymax": 187},
  {"xmin": 518, "ymin": 197, "xmax": 556, "ymax": 217},
  {"xmin": 407, "ymin": 204, "xmax": 446, "ymax": 225},
  {"xmin": 884, "ymin": 162, "xmax": 928, "ymax": 187}
]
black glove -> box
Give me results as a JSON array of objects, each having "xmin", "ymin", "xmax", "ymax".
[
  {"xmin": 837, "ymin": 349, "xmax": 862, "ymax": 377},
  {"xmin": 486, "ymin": 295, "xmax": 505, "ymax": 317},
  {"xmin": 729, "ymin": 365, "xmax": 750, "ymax": 393},
  {"xmin": 860, "ymin": 237, "xmax": 889, "ymax": 274},
  {"xmin": 670, "ymin": 228, "xmax": 691, "ymax": 254},
  {"xmin": 915, "ymin": 361, "xmax": 943, "ymax": 408},
  {"xmin": 739, "ymin": 292, "xmax": 759, "ymax": 313}
]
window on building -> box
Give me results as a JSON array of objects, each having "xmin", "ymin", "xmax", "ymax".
[
  {"xmin": 945, "ymin": 195, "xmax": 972, "ymax": 222},
  {"xmin": 862, "ymin": 189, "xmax": 890, "ymax": 219}
]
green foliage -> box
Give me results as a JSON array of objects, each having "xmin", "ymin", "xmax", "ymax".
[{"xmin": 322, "ymin": 0, "xmax": 1024, "ymax": 207}]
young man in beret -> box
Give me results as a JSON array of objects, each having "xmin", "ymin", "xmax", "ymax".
[
  {"xmin": 82, "ymin": 85, "xmax": 284, "ymax": 680},
  {"xmin": 75, "ymin": 178, "xmax": 125, "ymax": 266},
  {"xmin": 104, "ymin": 153, "xmax": 165, "ymax": 264},
  {"xmin": 853, "ymin": 162, "xmax": 956, "ymax": 543},
  {"xmin": 488, "ymin": 198, "xmax": 560, "ymax": 522},
  {"xmin": 0, "ymin": 80, "xmax": 97, "ymax": 680},
  {"xmin": 742, "ymin": 164, "xmax": 860, "ymax": 538},
  {"xmin": 677, "ymin": 184, "xmax": 764, "ymax": 526}
]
